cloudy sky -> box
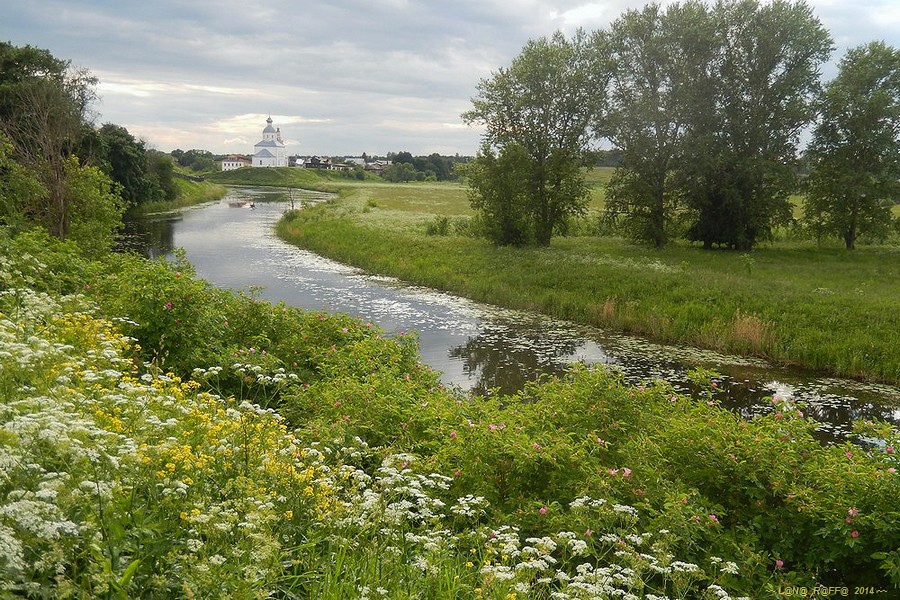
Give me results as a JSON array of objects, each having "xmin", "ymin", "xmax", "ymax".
[{"xmin": 3, "ymin": 0, "xmax": 899, "ymax": 157}]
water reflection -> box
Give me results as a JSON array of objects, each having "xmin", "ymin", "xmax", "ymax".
[
  {"xmin": 448, "ymin": 317, "xmax": 585, "ymax": 396},
  {"xmin": 122, "ymin": 186, "xmax": 900, "ymax": 438},
  {"xmin": 119, "ymin": 213, "xmax": 179, "ymax": 258}
]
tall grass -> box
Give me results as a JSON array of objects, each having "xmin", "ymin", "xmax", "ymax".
[{"xmin": 277, "ymin": 177, "xmax": 900, "ymax": 384}]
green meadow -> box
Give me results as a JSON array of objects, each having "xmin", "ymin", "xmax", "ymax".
[{"xmin": 274, "ymin": 168, "xmax": 900, "ymax": 385}]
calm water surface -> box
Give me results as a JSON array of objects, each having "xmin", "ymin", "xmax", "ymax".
[{"xmin": 123, "ymin": 186, "xmax": 900, "ymax": 438}]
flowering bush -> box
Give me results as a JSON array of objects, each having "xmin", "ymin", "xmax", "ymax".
[{"xmin": 1, "ymin": 230, "xmax": 898, "ymax": 597}]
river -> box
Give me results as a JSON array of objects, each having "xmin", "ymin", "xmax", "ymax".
[{"xmin": 122, "ymin": 186, "xmax": 900, "ymax": 439}]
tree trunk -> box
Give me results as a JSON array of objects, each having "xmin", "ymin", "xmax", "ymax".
[{"xmin": 844, "ymin": 228, "xmax": 856, "ymax": 250}]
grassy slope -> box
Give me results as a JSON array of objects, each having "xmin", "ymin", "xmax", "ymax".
[
  {"xmin": 205, "ymin": 165, "xmax": 373, "ymax": 191},
  {"xmin": 277, "ymin": 172, "xmax": 900, "ymax": 385}
]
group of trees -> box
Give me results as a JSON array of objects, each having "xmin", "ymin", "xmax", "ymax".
[
  {"xmin": 465, "ymin": 0, "xmax": 900, "ymax": 250},
  {"xmin": 0, "ymin": 41, "xmax": 178, "ymax": 254},
  {"xmin": 171, "ymin": 148, "xmax": 218, "ymax": 173},
  {"xmin": 384, "ymin": 151, "xmax": 465, "ymax": 182}
]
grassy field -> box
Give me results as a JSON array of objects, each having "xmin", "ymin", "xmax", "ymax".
[{"xmin": 274, "ymin": 169, "xmax": 900, "ymax": 385}]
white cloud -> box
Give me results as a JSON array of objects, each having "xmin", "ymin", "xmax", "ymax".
[{"xmin": 6, "ymin": 0, "xmax": 899, "ymax": 155}]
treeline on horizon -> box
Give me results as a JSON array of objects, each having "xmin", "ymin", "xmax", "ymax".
[
  {"xmin": 172, "ymin": 147, "xmax": 471, "ymax": 183},
  {"xmin": 463, "ymin": 0, "xmax": 900, "ymax": 251}
]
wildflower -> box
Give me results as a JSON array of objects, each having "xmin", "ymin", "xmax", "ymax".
[
  {"xmin": 622, "ymin": 467, "xmax": 633, "ymax": 478},
  {"xmin": 449, "ymin": 430, "xmax": 457, "ymax": 439},
  {"xmin": 889, "ymin": 468, "xmax": 897, "ymax": 473},
  {"xmin": 454, "ymin": 470, "xmax": 461, "ymax": 478},
  {"xmin": 569, "ymin": 539, "xmax": 588, "ymax": 556},
  {"xmin": 584, "ymin": 528, "xmax": 593, "ymax": 537},
  {"xmin": 846, "ymin": 451, "xmax": 854, "ymax": 459},
  {"xmin": 708, "ymin": 514, "xmax": 719, "ymax": 524},
  {"xmin": 775, "ymin": 559, "xmax": 784, "ymax": 568},
  {"xmin": 887, "ymin": 445, "xmax": 895, "ymax": 454},
  {"xmin": 851, "ymin": 530, "xmax": 859, "ymax": 538},
  {"xmin": 848, "ymin": 507, "xmax": 858, "ymax": 517},
  {"xmin": 539, "ymin": 506, "xmax": 548, "ymax": 515},
  {"xmin": 164, "ymin": 301, "xmax": 173, "ymax": 311},
  {"xmin": 532, "ymin": 442, "xmax": 542, "ymax": 451}
]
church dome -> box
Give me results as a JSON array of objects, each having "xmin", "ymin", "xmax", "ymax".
[{"xmin": 263, "ymin": 117, "xmax": 276, "ymax": 134}]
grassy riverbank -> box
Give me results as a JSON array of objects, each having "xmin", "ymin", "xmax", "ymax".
[
  {"xmin": 3, "ymin": 227, "xmax": 899, "ymax": 596},
  {"xmin": 277, "ymin": 178, "xmax": 900, "ymax": 385},
  {"xmin": 127, "ymin": 177, "xmax": 227, "ymax": 215}
]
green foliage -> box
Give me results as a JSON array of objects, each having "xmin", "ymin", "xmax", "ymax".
[
  {"xmin": 463, "ymin": 31, "xmax": 598, "ymax": 246},
  {"xmin": 602, "ymin": 1, "xmax": 716, "ymax": 248},
  {"xmin": 682, "ymin": 0, "xmax": 832, "ymax": 250},
  {"xmin": 804, "ymin": 42, "xmax": 900, "ymax": 249},
  {"xmin": 63, "ymin": 157, "xmax": 125, "ymax": 258},
  {"xmin": 0, "ymin": 41, "xmax": 104, "ymax": 244},
  {"xmin": 464, "ymin": 143, "xmax": 533, "ymax": 245},
  {"xmin": 171, "ymin": 148, "xmax": 215, "ymax": 172},
  {"xmin": 2, "ymin": 232, "xmax": 900, "ymax": 596},
  {"xmin": 0, "ymin": 133, "xmax": 44, "ymax": 232},
  {"xmin": 0, "ymin": 41, "xmax": 70, "ymax": 122},
  {"xmin": 94, "ymin": 123, "xmax": 169, "ymax": 206},
  {"xmin": 597, "ymin": 0, "xmax": 831, "ymax": 250},
  {"xmin": 90, "ymin": 251, "xmax": 225, "ymax": 371},
  {"xmin": 385, "ymin": 151, "xmax": 460, "ymax": 181},
  {"xmin": 382, "ymin": 162, "xmax": 419, "ymax": 183}
]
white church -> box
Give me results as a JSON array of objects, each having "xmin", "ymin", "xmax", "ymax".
[{"xmin": 252, "ymin": 116, "xmax": 287, "ymax": 167}]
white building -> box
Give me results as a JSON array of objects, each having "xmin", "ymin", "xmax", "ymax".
[
  {"xmin": 221, "ymin": 154, "xmax": 251, "ymax": 171},
  {"xmin": 252, "ymin": 116, "xmax": 287, "ymax": 167}
]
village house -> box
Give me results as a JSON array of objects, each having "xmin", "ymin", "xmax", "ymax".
[{"xmin": 220, "ymin": 154, "xmax": 251, "ymax": 171}]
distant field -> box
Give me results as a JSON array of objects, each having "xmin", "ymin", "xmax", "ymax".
[{"xmin": 277, "ymin": 171, "xmax": 900, "ymax": 384}]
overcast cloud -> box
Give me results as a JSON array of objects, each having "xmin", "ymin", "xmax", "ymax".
[{"xmin": 3, "ymin": 0, "xmax": 899, "ymax": 156}]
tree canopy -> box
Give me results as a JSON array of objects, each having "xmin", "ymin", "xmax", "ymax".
[
  {"xmin": 463, "ymin": 30, "xmax": 602, "ymax": 246},
  {"xmin": 804, "ymin": 41, "xmax": 900, "ymax": 249},
  {"xmin": 464, "ymin": 1, "xmax": 840, "ymax": 250},
  {"xmin": 0, "ymin": 42, "xmax": 124, "ymax": 249}
]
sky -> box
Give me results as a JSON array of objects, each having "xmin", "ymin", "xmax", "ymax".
[{"xmin": 3, "ymin": 0, "xmax": 899, "ymax": 158}]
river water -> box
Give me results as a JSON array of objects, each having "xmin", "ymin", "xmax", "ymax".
[{"xmin": 122, "ymin": 186, "xmax": 900, "ymax": 439}]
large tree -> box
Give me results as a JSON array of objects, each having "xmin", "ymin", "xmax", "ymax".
[
  {"xmin": 0, "ymin": 41, "xmax": 98, "ymax": 241},
  {"xmin": 463, "ymin": 31, "xmax": 602, "ymax": 246},
  {"xmin": 683, "ymin": 0, "xmax": 832, "ymax": 250},
  {"xmin": 96, "ymin": 123, "xmax": 163, "ymax": 206},
  {"xmin": 601, "ymin": 1, "xmax": 718, "ymax": 248},
  {"xmin": 803, "ymin": 42, "xmax": 900, "ymax": 249}
]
